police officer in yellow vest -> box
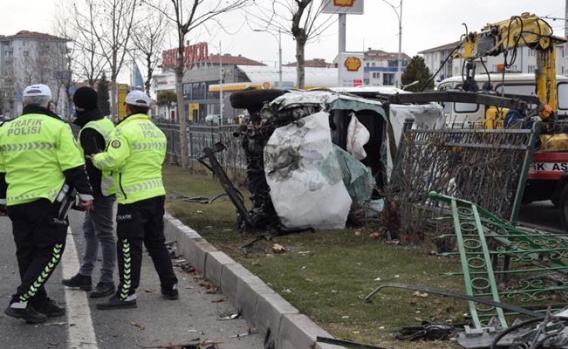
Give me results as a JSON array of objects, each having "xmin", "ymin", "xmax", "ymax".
[
  {"xmin": 0, "ymin": 84, "xmax": 93, "ymax": 323},
  {"xmin": 91, "ymin": 90, "xmax": 178, "ymax": 310},
  {"xmin": 62, "ymin": 87, "xmax": 117, "ymax": 298}
]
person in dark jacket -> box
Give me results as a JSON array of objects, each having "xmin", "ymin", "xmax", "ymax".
[
  {"xmin": 62, "ymin": 87, "xmax": 117, "ymax": 298},
  {"xmin": 0, "ymin": 84, "xmax": 93, "ymax": 324}
]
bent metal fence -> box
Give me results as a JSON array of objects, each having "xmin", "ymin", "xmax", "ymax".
[
  {"xmin": 156, "ymin": 123, "xmax": 246, "ymax": 174},
  {"xmin": 390, "ymin": 123, "xmax": 539, "ymax": 240}
]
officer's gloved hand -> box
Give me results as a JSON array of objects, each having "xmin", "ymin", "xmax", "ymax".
[{"xmin": 0, "ymin": 204, "xmax": 7, "ymax": 216}]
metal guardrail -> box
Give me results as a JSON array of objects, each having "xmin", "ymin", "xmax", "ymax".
[
  {"xmin": 156, "ymin": 122, "xmax": 247, "ymax": 172},
  {"xmin": 390, "ymin": 123, "xmax": 538, "ymax": 239}
]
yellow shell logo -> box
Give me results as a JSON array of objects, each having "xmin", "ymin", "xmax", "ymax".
[
  {"xmin": 334, "ymin": 0, "xmax": 354, "ymax": 6},
  {"xmin": 344, "ymin": 57, "xmax": 361, "ymax": 72}
]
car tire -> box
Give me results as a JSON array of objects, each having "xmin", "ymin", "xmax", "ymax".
[{"xmin": 229, "ymin": 89, "xmax": 286, "ymax": 114}]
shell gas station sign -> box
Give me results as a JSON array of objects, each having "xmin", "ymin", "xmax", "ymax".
[
  {"xmin": 338, "ymin": 53, "xmax": 364, "ymax": 87},
  {"xmin": 322, "ymin": 0, "xmax": 364, "ymax": 15}
]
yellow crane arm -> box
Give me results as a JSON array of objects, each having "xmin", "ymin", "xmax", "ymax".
[{"xmin": 461, "ymin": 13, "xmax": 564, "ymax": 116}]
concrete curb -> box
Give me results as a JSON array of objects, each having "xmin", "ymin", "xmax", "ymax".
[{"xmin": 164, "ymin": 213, "xmax": 340, "ymax": 349}]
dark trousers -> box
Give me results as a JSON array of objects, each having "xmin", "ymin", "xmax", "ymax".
[
  {"xmin": 7, "ymin": 199, "xmax": 67, "ymax": 307},
  {"xmin": 115, "ymin": 195, "xmax": 177, "ymax": 299}
]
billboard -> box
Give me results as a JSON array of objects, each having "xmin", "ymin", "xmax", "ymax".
[
  {"xmin": 337, "ymin": 52, "xmax": 365, "ymax": 87},
  {"xmin": 322, "ymin": 0, "xmax": 364, "ymax": 15}
]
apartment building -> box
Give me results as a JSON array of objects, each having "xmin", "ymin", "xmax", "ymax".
[
  {"xmin": 419, "ymin": 41, "xmax": 568, "ymax": 84},
  {"xmin": 362, "ymin": 48, "xmax": 411, "ymax": 87},
  {"xmin": 0, "ymin": 31, "xmax": 69, "ymax": 117}
]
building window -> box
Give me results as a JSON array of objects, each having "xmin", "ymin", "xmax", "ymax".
[
  {"xmin": 528, "ymin": 65, "xmax": 535, "ymax": 73},
  {"xmin": 183, "ymin": 83, "xmax": 192, "ymax": 99},
  {"xmin": 191, "ymin": 82, "xmax": 206, "ymax": 100},
  {"xmin": 383, "ymin": 73, "xmax": 394, "ymax": 86}
]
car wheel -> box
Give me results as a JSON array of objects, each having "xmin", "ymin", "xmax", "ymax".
[{"xmin": 229, "ymin": 89, "xmax": 286, "ymax": 114}]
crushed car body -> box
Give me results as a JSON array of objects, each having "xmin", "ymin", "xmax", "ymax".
[{"xmin": 229, "ymin": 88, "xmax": 404, "ymax": 230}]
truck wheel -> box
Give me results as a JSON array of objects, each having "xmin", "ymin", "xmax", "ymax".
[
  {"xmin": 552, "ymin": 196, "xmax": 560, "ymax": 207},
  {"xmin": 560, "ymin": 185, "xmax": 568, "ymax": 229},
  {"xmin": 229, "ymin": 89, "xmax": 286, "ymax": 114}
]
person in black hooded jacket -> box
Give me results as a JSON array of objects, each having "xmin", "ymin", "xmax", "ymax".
[{"xmin": 62, "ymin": 87, "xmax": 117, "ymax": 298}]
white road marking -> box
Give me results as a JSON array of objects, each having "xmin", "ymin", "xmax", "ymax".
[{"xmin": 62, "ymin": 228, "xmax": 99, "ymax": 349}]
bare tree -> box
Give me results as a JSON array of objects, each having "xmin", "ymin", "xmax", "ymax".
[
  {"xmin": 72, "ymin": 0, "xmax": 138, "ymax": 119},
  {"xmin": 0, "ymin": 63, "xmax": 17, "ymax": 117},
  {"xmin": 52, "ymin": 6, "xmax": 77, "ymax": 119},
  {"xmin": 131, "ymin": 5, "xmax": 170, "ymax": 96},
  {"xmin": 66, "ymin": 0, "xmax": 108, "ymax": 87},
  {"xmin": 49, "ymin": 42, "xmax": 74, "ymax": 119},
  {"xmin": 143, "ymin": 0, "xmax": 249, "ymax": 169},
  {"xmin": 248, "ymin": 0, "xmax": 336, "ymax": 89}
]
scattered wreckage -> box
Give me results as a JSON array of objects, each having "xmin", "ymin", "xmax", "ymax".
[
  {"xmin": 196, "ymin": 84, "xmax": 568, "ymax": 348},
  {"xmin": 195, "ymin": 83, "xmax": 568, "ymax": 348}
]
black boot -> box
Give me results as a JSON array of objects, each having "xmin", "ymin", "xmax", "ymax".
[
  {"xmin": 62, "ymin": 273, "xmax": 92, "ymax": 291},
  {"xmin": 90, "ymin": 282, "xmax": 115, "ymax": 299},
  {"xmin": 161, "ymin": 284, "xmax": 179, "ymax": 300},
  {"xmin": 35, "ymin": 298, "xmax": 65, "ymax": 318},
  {"xmin": 4, "ymin": 303, "xmax": 47, "ymax": 324},
  {"xmin": 96, "ymin": 295, "xmax": 137, "ymax": 310}
]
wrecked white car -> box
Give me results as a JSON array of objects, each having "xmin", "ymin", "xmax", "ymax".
[
  {"xmin": 225, "ymin": 89, "xmax": 381, "ymax": 231},
  {"xmin": 196, "ymin": 88, "xmax": 445, "ymax": 232}
]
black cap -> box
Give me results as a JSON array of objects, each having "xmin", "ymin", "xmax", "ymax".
[{"xmin": 73, "ymin": 87, "xmax": 98, "ymax": 110}]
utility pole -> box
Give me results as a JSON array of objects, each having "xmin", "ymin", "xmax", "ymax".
[
  {"xmin": 380, "ymin": 0, "xmax": 403, "ymax": 87},
  {"xmin": 253, "ymin": 28, "xmax": 282, "ymax": 87},
  {"xmin": 278, "ymin": 28, "xmax": 282, "ymax": 87},
  {"xmin": 219, "ymin": 41, "xmax": 223, "ymax": 125},
  {"xmin": 397, "ymin": 0, "xmax": 403, "ymax": 88}
]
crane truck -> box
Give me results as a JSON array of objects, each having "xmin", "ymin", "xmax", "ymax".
[{"xmin": 455, "ymin": 13, "xmax": 568, "ymax": 226}]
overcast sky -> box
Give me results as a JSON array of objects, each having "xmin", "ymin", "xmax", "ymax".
[{"xmin": 1, "ymin": 0, "xmax": 566, "ymax": 72}]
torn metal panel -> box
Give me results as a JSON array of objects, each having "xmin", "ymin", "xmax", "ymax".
[
  {"xmin": 387, "ymin": 103, "xmax": 445, "ymax": 176},
  {"xmin": 335, "ymin": 146, "xmax": 374, "ymax": 208},
  {"xmin": 270, "ymin": 90, "xmax": 387, "ymax": 121}
]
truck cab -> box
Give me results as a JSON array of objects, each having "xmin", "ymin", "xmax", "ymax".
[{"xmin": 437, "ymin": 73, "xmax": 568, "ymax": 127}]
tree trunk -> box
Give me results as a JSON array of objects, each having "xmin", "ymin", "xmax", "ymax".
[
  {"xmin": 177, "ymin": 58, "xmax": 188, "ymax": 169},
  {"xmin": 296, "ymin": 40, "xmax": 306, "ymax": 89},
  {"xmin": 110, "ymin": 77, "xmax": 117, "ymax": 122}
]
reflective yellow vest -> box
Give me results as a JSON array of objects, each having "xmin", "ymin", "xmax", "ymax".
[
  {"xmin": 0, "ymin": 114, "xmax": 85, "ymax": 205},
  {"xmin": 77, "ymin": 117, "xmax": 116, "ymax": 196},
  {"xmin": 92, "ymin": 113, "xmax": 166, "ymax": 204}
]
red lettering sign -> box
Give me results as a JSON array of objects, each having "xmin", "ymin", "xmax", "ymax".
[{"xmin": 162, "ymin": 42, "xmax": 209, "ymax": 69}]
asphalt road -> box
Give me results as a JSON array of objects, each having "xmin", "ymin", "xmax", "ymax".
[
  {"xmin": 0, "ymin": 210, "xmax": 264, "ymax": 349},
  {"xmin": 518, "ymin": 200, "xmax": 566, "ymax": 233}
]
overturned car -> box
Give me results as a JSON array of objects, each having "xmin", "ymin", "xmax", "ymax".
[{"xmin": 200, "ymin": 87, "xmax": 444, "ymax": 233}]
